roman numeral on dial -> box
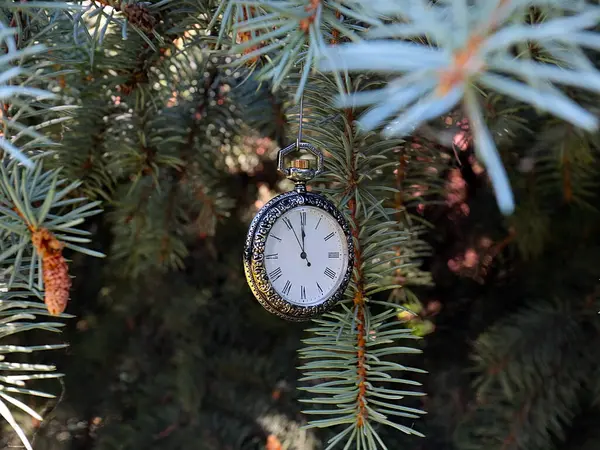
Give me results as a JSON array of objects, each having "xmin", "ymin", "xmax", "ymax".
[
  {"xmin": 324, "ymin": 232, "xmax": 334, "ymax": 241},
  {"xmin": 315, "ymin": 217, "xmax": 322, "ymax": 230},
  {"xmin": 300, "ymin": 285, "xmax": 306, "ymax": 300},
  {"xmin": 300, "ymin": 211, "xmax": 306, "ymax": 226},
  {"xmin": 282, "ymin": 280, "xmax": 292, "ymax": 295},
  {"xmin": 324, "ymin": 267, "xmax": 336, "ymax": 279},
  {"xmin": 316, "ymin": 282, "xmax": 323, "ymax": 294},
  {"xmin": 269, "ymin": 267, "xmax": 282, "ymax": 282}
]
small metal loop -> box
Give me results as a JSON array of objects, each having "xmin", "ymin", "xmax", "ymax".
[{"xmin": 277, "ymin": 141, "xmax": 324, "ymax": 176}]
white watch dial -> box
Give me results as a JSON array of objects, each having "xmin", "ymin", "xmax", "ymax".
[{"xmin": 264, "ymin": 206, "xmax": 349, "ymax": 306}]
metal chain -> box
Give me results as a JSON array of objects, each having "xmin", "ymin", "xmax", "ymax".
[{"xmin": 296, "ymin": 93, "xmax": 304, "ymax": 150}]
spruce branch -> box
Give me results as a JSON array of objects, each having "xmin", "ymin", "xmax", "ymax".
[
  {"xmin": 0, "ymin": 158, "xmax": 104, "ymax": 311},
  {"xmin": 213, "ymin": 0, "xmax": 364, "ymax": 101},
  {"xmin": 317, "ymin": 0, "xmax": 600, "ymax": 215},
  {"xmin": 105, "ymin": 48, "xmax": 239, "ymax": 275},
  {"xmin": 0, "ymin": 20, "xmax": 57, "ymax": 168},
  {"xmin": 77, "ymin": 0, "xmax": 161, "ymax": 49},
  {"xmin": 0, "ymin": 6, "xmax": 103, "ymax": 446},
  {"xmin": 0, "ymin": 288, "xmax": 73, "ymax": 450},
  {"xmin": 0, "ymin": 157, "xmax": 100, "ymax": 449},
  {"xmin": 50, "ymin": 4, "xmax": 249, "ymax": 277},
  {"xmin": 455, "ymin": 295, "xmax": 600, "ymax": 450},
  {"xmin": 285, "ymin": 73, "xmax": 427, "ymax": 449},
  {"xmin": 505, "ymin": 87, "xmax": 600, "ymax": 259}
]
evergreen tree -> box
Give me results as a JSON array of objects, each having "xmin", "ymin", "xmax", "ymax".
[{"xmin": 0, "ymin": 1, "xmax": 600, "ymax": 450}]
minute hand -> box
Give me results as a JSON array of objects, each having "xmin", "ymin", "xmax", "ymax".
[{"xmin": 285, "ymin": 218, "xmax": 303, "ymax": 251}]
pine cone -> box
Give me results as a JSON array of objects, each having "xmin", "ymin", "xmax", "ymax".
[
  {"xmin": 123, "ymin": 3, "xmax": 156, "ymax": 33},
  {"xmin": 31, "ymin": 228, "xmax": 71, "ymax": 315}
]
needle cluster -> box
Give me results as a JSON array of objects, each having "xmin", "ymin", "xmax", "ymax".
[{"xmin": 0, "ymin": 5, "xmax": 106, "ymax": 449}]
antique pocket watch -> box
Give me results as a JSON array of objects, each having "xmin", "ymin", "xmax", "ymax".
[{"xmin": 243, "ymin": 141, "xmax": 354, "ymax": 321}]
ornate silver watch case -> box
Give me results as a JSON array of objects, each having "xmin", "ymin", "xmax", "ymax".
[{"xmin": 243, "ymin": 142, "xmax": 354, "ymax": 321}]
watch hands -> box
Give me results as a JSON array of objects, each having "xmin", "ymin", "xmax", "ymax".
[
  {"xmin": 300, "ymin": 218, "xmax": 311, "ymax": 267},
  {"xmin": 285, "ymin": 215, "xmax": 312, "ymax": 267},
  {"xmin": 289, "ymin": 225, "xmax": 303, "ymax": 252}
]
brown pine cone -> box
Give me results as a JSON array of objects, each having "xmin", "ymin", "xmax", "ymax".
[
  {"xmin": 31, "ymin": 228, "xmax": 71, "ymax": 315},
  {"xmin": 123, "ymin": 3, "xmax": 156, "ymax": 33}
]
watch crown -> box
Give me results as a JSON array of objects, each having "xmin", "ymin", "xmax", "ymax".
[{"xmin": 291, "ymin": 159, "xmax": 310, "ymax": 169}]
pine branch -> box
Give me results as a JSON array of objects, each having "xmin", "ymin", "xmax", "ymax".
[
  {"xmin": 43, "ymin": 11, "xmax": 250, "ymax": 276},
  {"xmin": 0, "ymin": 157, "xmax": 103, "ymax": 303},
  {"xmin": 507, "ymin": 98, "xmax": 600, "ymax": 259},
  {"xmin": 212, "ymin": 0, "xmax": 365, "ymax": 101},
  {"xmin": 279, "ymin": 72, "xmax": 429, "ymax": 449},
  {"xmin": 0, "ymin": 158, "xmax": 102, "ymax": 450},
  {"xmin": 216, "ymin": 0, "xmax": 600, "ymax": 216},
  {"xmin": 0, "ymin": 5, "xmax": 107, "ymax": 448},
  {"xmin": 317, "ymin": 0, "xmax": 600, "ymax": 215},
  {"xmin": 102, "ymin": 45, "xmax": 241, "ymax": 276},
  {"xmin": 0, "ymin": 19, "xmax": 59, "ymax": 167},
  {"xmin": 455, "ymin": 294, "xmax": 600, "ymax": 450}
]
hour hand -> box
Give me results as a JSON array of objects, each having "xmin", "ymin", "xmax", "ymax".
[
  {"xmin": 300, "ymin": 211, "xmax": 308, "ymax": 249},
  {"xmin": 301, "ymin": 223, "xmax": 306, "ymax": 250},
  {"xmin": 299, "ymin": 212, "xmax": 311, "ymax": 267}
]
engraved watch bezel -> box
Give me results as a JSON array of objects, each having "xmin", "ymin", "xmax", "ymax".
[{"xmin": 243, "ymin": 190, "xmax": 354, "ymax": 321}]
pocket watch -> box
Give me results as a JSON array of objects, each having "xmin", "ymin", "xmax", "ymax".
[{"xmin": 243, "ymin": 141, "xmax": 354, "ymax": 321}]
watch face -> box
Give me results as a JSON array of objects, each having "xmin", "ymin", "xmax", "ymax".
[{"xmin": 263, "ymin": 205, "xmax": 350, "ymax": 306}]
